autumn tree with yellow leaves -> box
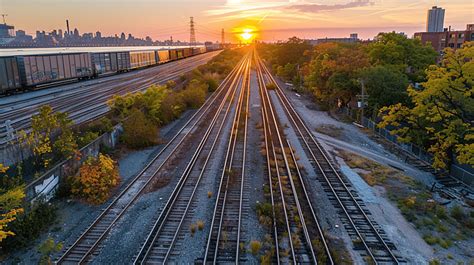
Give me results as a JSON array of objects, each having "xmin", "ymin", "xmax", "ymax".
[
  {"xmin": 19, "ymin": 105, "xmax": 77, "ymax": 169},
  {"xmin": 379, "ymin": 42, "xmax": 474, "ymax": 169},
  {"xmin": 71, "ymin": 154, "xmax": 120, "ymax": 204},
  {"xmin": 0, "ymin": 164, "xmax": 25, "ymax": 242}
]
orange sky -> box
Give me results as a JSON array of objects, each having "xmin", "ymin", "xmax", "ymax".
[{"xmin": 2, "ymin": 0, "xmax": 473, "ymax": 42}]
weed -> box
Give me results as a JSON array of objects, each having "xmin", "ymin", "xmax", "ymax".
[
  {"xmin": 190, "ymin": 224, "xmax": 196, "ymax": 236},
  {"xmin": 249, "ymin": 240, "xmax": 262, "ymax": 255},
  {"xmin": 196, "ymin": 220, "xmax": 205, "ymax": 231},
  {"xmin": 450, "ymin": 205, "xmax": 465, "ymax": 219}
]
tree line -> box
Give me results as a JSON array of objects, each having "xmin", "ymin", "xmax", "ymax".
[{"xmin": 258, "ymin": 35, "xmax": 473, "ymax": 169}]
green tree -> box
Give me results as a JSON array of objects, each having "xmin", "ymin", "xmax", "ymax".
[
  {"xmin": 368, "ymin": 32, "xmax": 438, "ymax": 82},
  {"xmin": 305, "ymin": 42, "xmax": 369, "ymax": 107},
  {"xmin": 379, "ymin": 42, "xmax": 474, "ymax": 169},
  {"xmin": 360, "ymin": 65, "xmax": 410, "ymax": 118}
]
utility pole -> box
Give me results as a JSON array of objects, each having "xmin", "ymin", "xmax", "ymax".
[
  {"xmin": 357, "ymin": 79, "xmax": 369, "ymax": 125},
  {"xmin": 189, "ymin": 17, "xmax": 196, "ymax": 46},
  {"xmin": 1, "ymin": 14, "xmax": 7, "ymax": 24}
]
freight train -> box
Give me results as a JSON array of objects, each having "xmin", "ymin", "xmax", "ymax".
[{"xmin": 0, "ymin": 46, "xmax": 207, "ymax": 95}]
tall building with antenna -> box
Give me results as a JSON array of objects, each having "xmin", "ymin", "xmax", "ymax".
[{"xmin": 189, "ymin": 17, "xmax": 196, "ymax": 46}]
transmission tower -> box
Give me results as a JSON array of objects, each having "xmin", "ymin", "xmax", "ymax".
[
  {"xmin": 221, "ymin": 28, "xmax": 225, "ymax": 47},
  {"xmin": 189, "ymin": 17, "xmax": 196, "ymax": 46}
]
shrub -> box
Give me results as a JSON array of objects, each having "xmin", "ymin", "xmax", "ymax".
[
  {"xmin": 196, "ymin": 220, "xmax": 205, "ymax": 230},
  {"xmin": 266, "ymin": 83, "xmax": 277, "ymax": 90},
  {"xmin": 181, "ymin": 79, "xmax": 207, "ymax": 109},
  {"xmin": 0, "ymin": 202, "xmax": 57, "ymax": 253},
  {"xmin": 121, "ymin": 108, "xmax": 159, "ymax": 149},
  {"xmin": 450, "ymin": 205, "xmax": 465, "ymax": 219},
  {"xmin": 38, "ymin": 237, "xmax": 63, "ymax": 265},
  {"xmin": 423, "ymin": 235, "xmax": 439, "ymax": 245},
  {"xmin": 190, "ymin": 224, "xmax": 196, "ymax": 236},
  {"xmin": 77, "ymin": 131, "xmax": 99, "ymax": 148},
  {"xmin": 71, "ymin": 153, "xmax": 120, "ymax": 204},
  {"xmin": 249, "ymin": 240, "xmax": 262, "ymax": 255}
]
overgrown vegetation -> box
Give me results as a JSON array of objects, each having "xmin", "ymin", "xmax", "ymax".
[
  {"xmin": 0, "ymin": 164, "xmax": 25, "ymax": 243},
  {"xmin": 259, "ymin": 36, "xmax": 473, "ymax": 170},
  {"xmin": 338, "ymin": 150, "xmax": 474, "ymax": 253},
  {"xmin": 1, "ymin": 202, "xmax": 57, "ymax": 253},
  {"xmin": 379, "ymin": 42, "xmax": 474, "ymax": 169},
  {"xmin": 18, "ymin": 105, "xmax": 77, "ymax": 169},
  {"xmin": 109, "ymin": 48, "xmax": 245, "ymax": 149},
  {"xmin": 70, "ymin": 153, "xmax": 120, "ymax": 204}
]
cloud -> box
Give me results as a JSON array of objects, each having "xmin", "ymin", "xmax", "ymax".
[{"xmin": 288, "ymin": 0, "xmax": 373, "ymax": 13}]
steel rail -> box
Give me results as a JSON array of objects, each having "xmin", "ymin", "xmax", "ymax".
[
  {"xmin": 203, "ymin": 53, "xmax": 252, "ymax": 264},
  {"xmin": 56, "ymin": 54, "xmax": 244, "ymax": 264},
  {"xmin": 259, "ymin": 56, "xmax": 400, "ymax": 264},
  {"xmin": 256, "ymin": 56, "xmax": 297, "ymax": 263},
  {"xmin": 134, "ymin": 53, "xmax": 250, "ymax": 264}
]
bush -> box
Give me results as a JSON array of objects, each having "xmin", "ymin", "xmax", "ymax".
[
  {"xmin": 0, "ymin": 202, "xmax": 57, "ymax": 253},
  {"xmin": 181, "ymin": 79, "xmax": 207, "ymax": 109},
  {"xmin": 121, "ymin": 108, "xmax": 159, "ymax": 149},
  {"xmin": 249, "ymin": 240, "xmax": 262, "ymax": 255},
  {"xmin": 71, "ymin": 153, "xmax": 120, "ymax": 204},
  {"xmin": 196, "ymin": 220, "xmax": 205, "ymax": 230},
  {"xmin": 77, "ymin": 131, "xmax": 99, "ymax": 147},
  {"xmin": 38, "ymin": 237, "xmax": 63, "ymax": 265},
  {"xmin": 266, "ymin": 83, "xmax": 277, "ymax": 90},
  {"xmin": 450, "ymin": 205, "xmax": 465, "ymax": 219}
]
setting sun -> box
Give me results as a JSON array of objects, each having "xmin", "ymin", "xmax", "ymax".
[
  {"xmin": 240, "ymin": 29, "xmax": 253, "ymax": 41},
  {"xmin": 234, "ymin": 26, "xmax": 257, "ymax": 43}
]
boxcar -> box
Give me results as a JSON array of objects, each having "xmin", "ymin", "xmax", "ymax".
[
  {"xmin": 169, "ymin": 50, "xmax": 178, "ymax": 61},
  {"xmin": 0, "ymin": 57, "xmax": 21, "ymax": 94},
  {"xmin": 91, "ymin": 51, "xmax": 130, "ymax": 75},
  {"xmin": 176, "ymin": 49, "xmax": 184, "ymax": 59},
  {"xmin": 17, "ymin": 53, "xmax": 93, "ymax": 86},
  {"xmin": 157, "ymin": 50, "xmax": 170, "ymax": 63},
  {"xmin": 129, "ymin": 50, "xmax": 156, "ymax": 69},
  {"xmin": 183, "ymin": 48, "xmax": 192, "ymax": 58}
]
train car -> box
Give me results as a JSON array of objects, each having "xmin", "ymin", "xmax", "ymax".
[
  {"xmin": 183, "ymin": 48, "xmax": 192, "ymax": 58},
  {"xmin": 16, "ymin": 53, "xmax": 93, "ymax": 87},
  {"xmin": 91, "ymin": 51, "xmax": 130, "ymax": 76},
  {"xmin": 176, "ymin": 49, "xmax": 184, "ymax": 59},
  {"xmin": 0, "ymin": 57, "xmax": 22, "ymax": 94},
  {"xmin": 129, "ymin": 50, "xmax": 156, "ymax": 69},
  {"xmin": 169, "ymin": 50, "xmax": 178, "ymax": 61},
  {"xmin": 157, "ymin": 50, "xmax": 170, "ymax": 63}
]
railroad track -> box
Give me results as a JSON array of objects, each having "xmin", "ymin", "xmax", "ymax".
[
  {"xmin": 257, "ymin": 53, "xmax": 403, "ymax": 264},
  {"xmin": 0, "ymin": 52, "xmax": 220, "ymax": 145},
  {"xmin": 55, "ymin": 53, "xmax": 242, "ymax": 264},
  {"xmin": 255, "ymin": 54, "xmax": 330, "ymax": 264},
  {"xmin": 133, "ymin": 53, "xmax": 251, "ymax": 264},
  {"xmin": 202, "ymin": 52, "xmax": 251, "ymax": 264}
]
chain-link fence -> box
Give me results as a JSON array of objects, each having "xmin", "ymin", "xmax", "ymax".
[{"xmin": 342, "ymin": 107, "xmax": 473, "ymax": 185}]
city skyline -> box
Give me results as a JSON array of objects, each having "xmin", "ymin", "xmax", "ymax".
[{"xmin": 2, "ymin": 0, "xmax": 473, "ymax": 42}]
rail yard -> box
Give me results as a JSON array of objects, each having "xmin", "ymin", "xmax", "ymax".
[
  {"xmin": 50, "ymin": 49, "xmax": 404, "ymax": 263},
  {"xmin": 2, "ymin": 47, "xmax": 473, "ymax": 264}
]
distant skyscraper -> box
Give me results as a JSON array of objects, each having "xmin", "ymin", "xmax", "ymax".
[{"xmin": 426, "ymin": 6, "xmax": 445, "ymax": 32}]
